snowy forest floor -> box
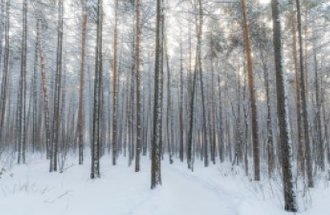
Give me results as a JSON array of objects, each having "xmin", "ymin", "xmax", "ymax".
[{"xmin": 0, "ymin": 154, "xmax": 329, "ymax": 215}]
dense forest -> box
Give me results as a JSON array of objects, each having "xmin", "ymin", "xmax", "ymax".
[{"xmin": 0, "ymin": 0, "xmax": 329, "ymax": 213}]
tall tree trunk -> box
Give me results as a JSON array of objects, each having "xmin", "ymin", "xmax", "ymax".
[
  {"xmin": 151, "ymin": 0, "xmax": 163, "ymax": 189},
  {"xmin": 135, "ymin": 0, "xmax": 142, "ymax": 172},
  {"xmin": 77, "ymin": 1, "xmax": 88, "ymax": 165},
  {"xmin": 37, "ymin": 18, "xmax": 51, "ymax": 159},
  {"xmin": 291, "ymin": 11, "xmax": 305, "ymax": 177},
  {"xmin": 295, "ymin": 0, "xmax": 314, "ymax": 188},
  {"xmin": 312, "ymin": 28, "xmax": 324, "ymax": 171},
  {"xmin": 240, "ymin": 0, "xmax": 260, "ymax": 181},
  {"xmin": 179, "ymin": 33, "xmax": 184, "ymax": 162},
  {"xmin": 91, "ymin": 0, "xmax": 103, "ymax": 179},
  {"xmin": 0, "ymin": 0, "xmax": 10, "ymax": 144},
  {"xmin": 260, "ymin": 53, "xmax": 274, "ymax": 178},
  {"xmin": 112, "ymin": 0, "xmax": 119, "ymax": 166},
  {"xmin": 17, "ymin": 0, "xmax": 27, "ymax": 164},
  {"xmin": 32, "ymin": 19, "xmax": 39, "ymax": 153},
  {"xmin": 50, "ymin": 0, "xmax": 64, "ymax": 172},
  {"xmin": 271, "ymin": 0, "xmax": 297, "ymax": 212}
]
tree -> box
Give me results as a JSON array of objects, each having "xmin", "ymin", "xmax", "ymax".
[
  {"xmin": 77, "ymin": 0, "xmax": 88, "ymax": 165},
  {"xmin": 295, "ymin": 0, "xmax": 314, "ymax": 188},
  {"xmin": 0, "ymin": 0, "xmax": 10, "ymax": 145},
  {"xmin": 290, "ymin": 8, "xmax": 305, "ymax": 177},
  {"xmin": 135, "ymin": 0, "xmax": 142, "ymax": 172},
  {"xmin": 151, "ymin": 0, "xmax": 163, "ymax": 189},
  {"xmin": 17, "ymin": 0, "xmax": 28, "ymax": 164},
  {"xmin": 50, "ymin": 0, "xmax": 64, "ymax": 172},
  {"xmin": 240, "ymin": 0, "xmax": 260, "ymax": 181},
  {"xmin": 91, "ymin": 0, "xmax": 103, "ymax": 179},
  {"xmin": 112, "ymin": 0, "xmax": 119, "ymax": 166},
  {"xmin": 271, "ymin": 0, "xmax": 297, "ymax": 212}
]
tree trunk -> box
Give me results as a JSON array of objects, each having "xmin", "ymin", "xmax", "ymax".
[
  {"xmin": 295, "ymin": 0, "xmax": 314, "ymax": 188},
  {"xmin": 91, "ymin": 0, "xmax": 103, "ymax": 179},
  {"xmin": 112, "ymin": 0, "xmax": 119, "ymax": 166},
  {"xmin": 151, "ymin": 0, "xmax": 163, "ymax": 189},
  {"xmin": 50, "ymin": 0, "xmax": 64, "ymax": 172},
  {"xmin": 77, "ymin": 1, "xmax": 88, "ymax": 165},
  {"xmin": 240, "ymin": 0, "xmax": 260, "ymax": 181},
  {"xmin": 0, "ymin": 0, "xmax": 10, "ymax": 144},
  {"xmin": 17, "ymin": 0, "xmax": 27, "ymax": 164},
  {"xmin": 271, "ymin": 0, "xmax": 297, "ymax": 212},
  {"xmin": 135, "ymin": 0, "xmax": 142, "ymax": 172}
]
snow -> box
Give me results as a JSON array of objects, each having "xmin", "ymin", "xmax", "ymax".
[{"xmin": 0, "ymin": 155, "xmax": 329, "ymax": 215}]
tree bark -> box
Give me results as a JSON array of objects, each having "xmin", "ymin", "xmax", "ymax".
[
  {"xmin": 295, "ymin": 0, "xmax": 314, "ymax": 188},
  {"xmin": 240, "ymin": 0, "xmax": 260, "ymax": 181},
  {"xmin": 77, "ymin": 1, "xmax": 88, "ymax": 165},
  {"xmin": 271, "ymin": 0, "xmax": 297, "ymax": 211},
  {"xmin": 151, "ymin": 0, "xmax": 163, "ymax": 189}
]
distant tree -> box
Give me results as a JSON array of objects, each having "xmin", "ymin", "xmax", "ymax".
[
  {"xmin": 17, "ymin": 0, "xmax": 28, "ymax": 164},
  {"xmin": 295, "ymin": 0, "xmax": 313, "ymax": 188},
  {"xmin": 50, "ymin": 0, "xmax": 64, "ymax": 172},
  {"xmin": 77, "ymin": 0, "xmax": 88, "ymax": 165},
  {"xmin": 112, "ymin": 0, "xmax": 119, "ymax": 166},
  {"xmin": 135, "ymin": 0, "xmax": 142, "ymax": 172}
]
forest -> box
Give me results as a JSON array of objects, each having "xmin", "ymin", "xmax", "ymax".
[{"xmin": 0, "ymin": 0, "xmax": 329, "ymax": 214}]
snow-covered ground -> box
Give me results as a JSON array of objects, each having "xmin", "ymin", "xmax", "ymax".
[{"xmin": 0, "ymin": 155, "xmax": 329, "ymax": 215}]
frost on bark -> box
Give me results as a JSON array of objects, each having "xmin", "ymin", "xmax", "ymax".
[
  {"xmin": 151, "ymin": 0, "xmax": 163, "ymax": 189},
  {"xmin": 271, "ymin": 0, "xmax": 297, "ymax": 212},
  {"xmin": 91, "ymin": 0, "xmax": 103, "ymax": 179}
]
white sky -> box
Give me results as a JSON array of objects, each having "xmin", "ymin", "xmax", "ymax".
[{"xmin": 259, "ymin": 0, "xmax": 271, "ymax": 4}]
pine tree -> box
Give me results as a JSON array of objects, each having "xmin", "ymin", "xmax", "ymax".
[
  {"xmin": 135, "ymin": 0, "xmax": 143, "ymax": 172},
  {"xmin": 271, "ymin": 0, "xmax": 297, "ymax": 212},
  {"xmin": 295, "ymin": 0, "xmax": 314, "ymax": 188},
  {"xmin": 151, "ymin": 0, "xmax": 163, "ymax": 189},
  {"xmin": 91, "ymin": 0, "xmax": 103, "ymax": 179},
  {"xmin": 17, "ymin": 0, "xmax": 28, "ymax": 164},
  {"xmin": 77, "ymin": 0, "xmax": 88, "ymax": 165},
  {"xmin": 50, "ymin": 0, "xmax": 64, "ymax": 172},
  {"xmin": 240, "ymin": 0, "xmax": 260, "ymax": 181}
]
